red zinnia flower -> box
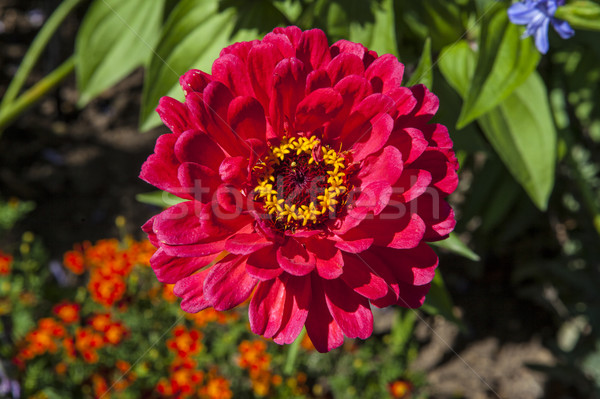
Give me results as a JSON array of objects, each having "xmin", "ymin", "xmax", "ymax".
[{"xmin": 141, "ymin": 26, "xmax": 458, "ymax": 352}]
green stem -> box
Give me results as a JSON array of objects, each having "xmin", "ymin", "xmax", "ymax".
[
  {"xmin": 284, "ymin": 328, "xmax": 306, "ymax": 376},
  {"xmin": 0, "ymin": 0, "xmax": 84, "ymax": 109},
  {"xmin": 564, "ymin": 144, "xmax": 600, "ymax": 238},
  {"xmin": 0, "ymin": 56, "xmax": 75, "ymax": 135}
]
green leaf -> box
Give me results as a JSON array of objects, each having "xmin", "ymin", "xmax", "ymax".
[
  {"xmin": 348, "ymin": 0, "xmax": 398, "ymax": 58},
  {"xmin": 439, "ymin": 41, "xmax": 556, "ymax": 210},
  {"xmin": 431, "ymin": 232, "xmax": 480, "ymax": 261},
  {"xmin": 456, "ymin": 7, "xmax": 540, "ymax": 128},
  {"xmin": 407, "ymin": 38, "xmax": 432, "ymax": 87},
  {"xmin": 139, "ymin": 0, "xmax": 288, "ymax": 131},
  {"xmin": 136, "ymin": 191, "xmax": 187, "ymax": 208},
  {"xmin": 478, "ymin": 74, "xmax": 557, "ymax": 210},
  {"xmin": 75, "ymin": 0, "xmax": 165, "ymax": 106},
  {"xmin": 555, "ymin": 1, "xmax": 600, "ymax": 31},
  {"xmin": 421, "ymin": 272, "xmax": 465, "ymax": 330}
]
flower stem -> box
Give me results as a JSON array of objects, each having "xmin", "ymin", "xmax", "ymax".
[
  {"xmin": 0, "ymin": 56, "xmax": 75, "ymax": 135},
  {"xmin": 284, "ymin": 328, "xmax": 306, "ymax": 376},
  {"xmin": 0, "ymin": 0, "xmax": 84, "ymax": 109}
]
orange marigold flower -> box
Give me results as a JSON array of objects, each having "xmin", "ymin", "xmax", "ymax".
[
  {"xmin": 162, "ymin": 284, "xmax": 177, "ymax": 303},
  {"xmin": 104, "ymin": 322, "xmax": 128, "ymax": 345},
  {"xmin": 63, "ymin": 250, "xmax": 85, "ymax": 274},
  {"xmin": 63, "ymin": 337, "xmax": 77, "ymax": 359},
  {"xmin": 167, "ymin": 325, "xmax": 203, "ymax": 358},
  {"xmin": 156, "ymin": 378, "xmax": 174, "ymax": 396},
  {"xmin": 85, "ymin": 239, "xmax": 120, "ymax": 267},
  {"xmin": 38, "ymin": 317, "xmax": 66, "ymax": 338},
  {"xmin": 0, "ymin": 251, "xmax": 13, "ymax": 275},
  {"xmin": 128, "ymin": 239, "xmax": 156, "ymax": 266},
  {"xmin": 88, "ymin": 272, "xmax": 126, "ymax": 307},
  {"xmin": 389, "ymin": 380, "xmax": 413, "ymax": 399},
  {"xmin": 90, "ymin": 313, "xmax": 113, "ymax": 332},
  {"xmin": 52, "ymin": 302, "xmax": 80, "ymax": 324},
  {"xmin": 75, "ymin": 327, "xmax": 104, "ymax": 363},
  {"xmin": 200, "ymin": 374, "xmax": 232, "ymax": 399},
  {"xmin": 55, "ymin": 362, "xmax": 68, "ymax": 375},
  {"xmin": 300, "ymin": 333, "xmax": 316, "ymax": 351},
  {"xmin": 92, "ymin": 374, "xmax": 110, "ymax": 399}
]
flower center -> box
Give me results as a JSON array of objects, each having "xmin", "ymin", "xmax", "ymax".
[{"xmin": 253, "ymin": 136, "xmax": 350, "ymax": 230}]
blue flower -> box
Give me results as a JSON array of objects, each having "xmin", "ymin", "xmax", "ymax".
[{"xmin": 508, "ymin": 0, "xmax": 575, "ymax": 54}]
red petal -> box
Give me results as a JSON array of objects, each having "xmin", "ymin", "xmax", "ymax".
[
  {"xmin": 212, "ymin": 54, "xmax": 253, "ymax": 97},
  {"xmin": 177, "ymin": 162, "xmax": 220, "ymax": 203},
  {"xmin": 225, "ymin": 233, "xmax": 272, "ymax": 255},
  {"xmin": 249, "ymin": 278, "xmax": 286, "ymax": 337},
  {"xmin": 330, "ymin": 40, "xmax": 368, "ymax": 60},
  {"xmin": 203, "ymin": 255, "xmax": 256, "ymax": 311},
  {"xmin": 340, "ymin": 253, "xmax": 388, "ymax": 300},
  {"xmin": 227, "ymin": 96, "xmax": 266, "ymax": 141},
  {"xmin": 410, "ymin": 195, "xmax": 456, "ymax": 241},
  {"xmin": 305, "ymin": 275, "xmax": 344, "ymax": 352},
  {"xmin": 174, "ymin": 130, "xmax": 224, "ymax": 169},
  {"xmin": 263, "ymin": 32, "xmax": 295, "ymax": 58},
  {"xmin": 394, "ymin": 169, "xmax": 432, "ymax": 203},
  {"xmin": 173, "ymin": 269, "xmax": 212, "ymax": 313},
  {"xmin": 219, "ymin": 156, "xmax": 248, "ymax": 186},
  {"xmin": 408, "ymin": 84, "xmax": 439, "ymax": 120},
  {"xmin": 397, "ymin": 281, "xmax": 431, "ymax": 309},
  {"xmin": 305, "ymin": 69, "xmax": 331, "ymax": 94},
  {"xmin": 273, "ymin": 274, "xmax": 311, "ymax": 344},
  {"xmin": 296, "ymin": 29, "xmax": 331, "ymax": 71},
  {"xmin": 388, "ymin": 127, "xmax": 428, "ymax": 165},
  {"xmin": 200, "ymin": 81, "xmax": 241, "ymax": 156},
  {"xmin": 269, "ymin": 58, "xmax": 307, "ymax": 137},
  {"xmin": 411, "ymin": 149, "xmax": 458, "ymax": 196},
  {"xmin": 150, "ymin": 248, "xmax": 215, "ymax": 284},
  {"xmin": 353, "ymin": 181, "xmax": 393, "ymax": 215},
  {"xmin": 139, "ymin": 133, "xmax": 186, "ymax": 198},
  {"xmin": 142, "ymin": 216, "xmax": 159, "ymax": 247},
  {"xmin": 356, "ymin": 210, "xmax": 426, "ymax": 249},
  {"xmin": 179, "ymin": 69, "xmax": 212, "ymax": 95},
  {"xmin": 324, "ymin": 277, "xmax": 373, "ymax": 339},
  {"xmin": 326, "ymin": 53, "xmax": 364, "ymax": 85},
  {"xmin": 372, "ymin": 243, "xmax": 438, "ymax": 287},
  {"xmin": 347, "ymin": 113, "xmax": 394, "ymax": 162},
  {"xmin": 157, "ymin": 97, "xmax": 192, "ymax": 135},
  {"xmin": 246, "ymin": 246, "xmax": 282, "ymax": 281},
  {"xmin": 276, "ymin": 238, "xmax": 316, "ymax": 276},
  {"xmin": 305, "ymin": 238, "xmax": 344, "ymax": 279},
  {"xmin": 357, "ymin": 145, "xmax": 404, "ymax": 187},
  {"xmin": 248, "ymin": 43, "xmax": 283, "ymax": 110},
  {"xmin": 220, "ymin": 40, "xmax": 258, "ymax": 60},
  {"xmin": 273, "ymin": 26, "xmax": 302, "ymax": 47},
  {"xmin": 365, "ymin": 53, "xmax": 404, "ymax": 95},
  {"xmin": 295, "ymin": 88, "xmax": 343, "ymax": 133}
]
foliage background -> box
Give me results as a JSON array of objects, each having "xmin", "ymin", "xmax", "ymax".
[{"xmin": 0, "ymin": 0, "xmax": 600, "ymax": 398}]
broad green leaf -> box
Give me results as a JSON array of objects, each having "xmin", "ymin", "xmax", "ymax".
[
  {"xmin": 75, "ymin": 0, "xmax": 165, "ymax": 106},
  {"xmin": 555, "ymin": 1, "xmax": 600, "ymax": 31},
  {"xmin": 348, "ymin": 0, "xmax": 398, "ymax": 58},
  {"xmin": 437, "ymin": 40, "xmax": 476, "ymax": 97},
  {"xmin": 439, "ymin": 41, "xmax": 556, "ymax": 210},
  {"xmin": 431, "ymin": 232, "xmax": 480, "ymax": 261},
  {"xmin": 139, "ymin": 0, "xmax": 285, "ymax": 131},
  {"xmin": 136, "ymin": 191, "xmax": 187, "ymax": 208},
  {"xmin": 478, "ymin": 74, "xmax": 556, "ymax": 210},
  {"xmin": 407, "ymin": 38, "xmax": 432, "ymax": 88},
  {"xmin": 421, "ymin": 272, "xmax": 465, "ymax": 330},
  {"xmin": 456, "ymin": 8, "xmax": 540, "ymax": 128}
]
